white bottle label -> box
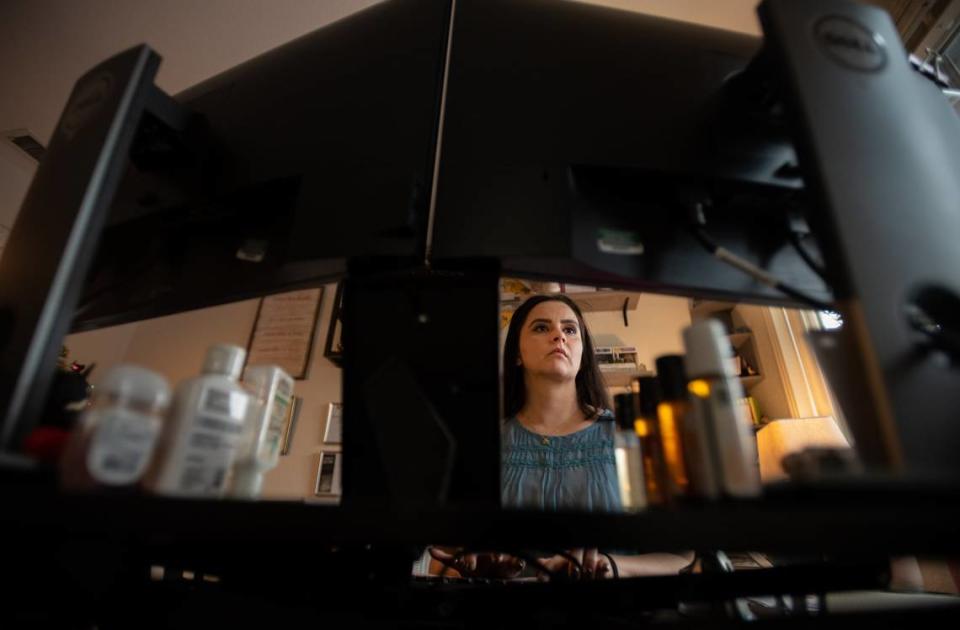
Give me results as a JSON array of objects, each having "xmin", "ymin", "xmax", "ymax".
[
  {"xmin": 172, "ymin": 387, "xmax": 249, "ymax": 496},
  {"xmin": 615, "ymin": 433, "xmax": 648, "ymax": 510},
  {"xmin": 86, "ymin": 407, "xmax": 160, "ymax": 485},
  {"xmin": 263, "ymin": 381, "xmax": 292, "ymax": 460},
  {"xmin": 706, "ymin": 380, "xmax": 760, "ymax": 498}
]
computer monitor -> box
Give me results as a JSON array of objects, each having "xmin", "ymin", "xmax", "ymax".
[{"xmin": 432, "ymin": 0, "xmax": 828, "ymax": 308}]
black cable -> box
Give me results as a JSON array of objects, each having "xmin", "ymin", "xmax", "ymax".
[
  {"xmin": 600, "ymin": 551, "xmax": 620, "ymax": 579},
  {"xmin": 693, "ymin": 227, "xmax": 834, "ymax": 312},
  {"xmin": 554, "ymin": 549, "xmax": 585, "ymax": 579},
  {"xmin": 775, "ymin": 282, "xmax": 832, "ymax": 312},
  {"xmin": 505, "ymin": 548, "xmax": 583, "ymax": 581},
  {"xmin": 434, "ymin": 548, "xmax": 469, "ymax": 579},
  {"xmin": 788, "ymin": 231, "xmax": 827, "ymax": 281},
  {"xmin": 508, "ymin": 550, "xmax": 564, "ymax": 581},
  {"xmin": 432, "ymin": 547, "xmax": 606, "ymax": 582},
  {"xmin": 434, "ymin": 547, "xmax": 559, "ymax": 581}
]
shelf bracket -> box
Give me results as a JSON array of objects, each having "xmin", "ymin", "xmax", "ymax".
[{"xmin": 622, "ymin": 297, "xmax": 630, "ymax": 327}]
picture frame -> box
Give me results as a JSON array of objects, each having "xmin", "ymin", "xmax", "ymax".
[
  {"xmin": 246, "ymin": 287, "xmax": 324, "ymax": 380},
  {"xmin": 279, "ymin": 396, "xmax": 303, "ymax": 456},
  {"xmin": 314, "ymin": 450, "xmax": 342, "ymax": 497},
  {"xmin": 323, "ymin": 402, "xmax": 342, "ymax": 444},
  {"xmin": 323, "ymin": 281, "xmax": 344, "ymax": 367}
]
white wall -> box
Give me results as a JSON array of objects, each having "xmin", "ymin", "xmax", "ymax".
[
  {"xmin": 0, "ymin": 0, "xmax": 385, "ymax": 225},
  {"xmin": 574, "ymin": 0, "xmax": 760, "ymax": 35}
]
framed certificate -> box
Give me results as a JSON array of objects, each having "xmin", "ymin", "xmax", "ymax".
[
  {"xmin": 314, "ymin": 450, "xmax": 342, "ymax": 497},
  {"xmin": 246, "ymin": 287, "xmax": 323, "ymax": 379},
  {"xmin": 323, "ymin": 281, "xmax": 344, "ymax": 367},
  {"xmin": 323, "ymin": 402, "xmax": 342, "ymax": 444}
]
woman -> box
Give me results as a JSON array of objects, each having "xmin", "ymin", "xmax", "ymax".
[
  {"xmin": 501, "ymin": 294, "xmax": 618, "ymax": 514},
  {"xmin": 433, "ymin": 294, "xmax": 691, "ymax": 579}
]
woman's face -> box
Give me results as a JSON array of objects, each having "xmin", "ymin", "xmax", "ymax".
[{"xmin": 517, "ymin": 300, "xmax": 584, "ymax": 381}]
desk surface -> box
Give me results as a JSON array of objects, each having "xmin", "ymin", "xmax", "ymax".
[
  {"xmin": 3, "ymin": 467, "xmax": 960, "ymax": 556},
  {"xmin": 4, "ymin": 466, "xmax": 960, "ymax": 627}
]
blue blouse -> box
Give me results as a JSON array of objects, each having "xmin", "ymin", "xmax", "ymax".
[{"xmin": 501, "ymin": 411, "xmax": 622, "ymax": 513}]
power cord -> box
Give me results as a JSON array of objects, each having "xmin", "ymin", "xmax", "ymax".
[
  {"xmin": 509, "ymin": 549, "xmax": 566, "ymax": 581},
  {"xmin": 788, "ymin": 231, "xmax": 826, "ymax": 282},
  {"xmin": 686, "ymin": 200, "xmax": 834, "ymax": 312},
  {"xmin": 553, "ymin": 549, "xmax": 585, "ymax": 579},
  {"xmin": 692, "ymin": 226, "xmax": 833, "ymax": 312},
  {"xmin": 435, "ymin": 548, "xmax": 469, "ymax": 579},
  {"xmin": 432, "ymin": 547, "xmax": 569, "ymax": 581},
  {"xmin": 600, "ymin": 551, "xmax": 620, "ymax": 579}
]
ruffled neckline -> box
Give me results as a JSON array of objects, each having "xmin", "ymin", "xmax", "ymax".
[{"xmin": 508, "ymin": 409, "xmax": 613, "ymax": 442}]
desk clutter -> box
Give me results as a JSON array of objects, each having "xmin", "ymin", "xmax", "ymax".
[{"xmin": 58, "ymin": 344, "xmax": 294, "ymax": 500}]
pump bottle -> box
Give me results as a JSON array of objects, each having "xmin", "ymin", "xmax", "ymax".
[{"xmin": 147, "ymin": 344, "xmax": 252, "ymax": 498}]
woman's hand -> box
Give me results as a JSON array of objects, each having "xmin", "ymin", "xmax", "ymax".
[
  {"xmin": 538, "ymin": 548, "xmax": 613, "ymax": 581},
  {"xmin": 428, "ymin": 547, "xmax": 526, "ymax": 579}
]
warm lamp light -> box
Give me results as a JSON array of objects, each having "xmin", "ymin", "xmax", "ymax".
[{"xmin": 756, "ymin": 417, "xmax": 850, "ymax": 483}]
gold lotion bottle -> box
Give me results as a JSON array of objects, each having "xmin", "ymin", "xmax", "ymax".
[{"xmin": 655, "ymin": 355, "xmax": 692, "ymax": 500}]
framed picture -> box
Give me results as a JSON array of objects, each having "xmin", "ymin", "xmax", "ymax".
[
  {"xmin": 323, "ymin": 402, "xmax": 342, "ymax": 444},
  {"xmin": 314, "ymin": 450, "xmax": 342, "ymax": 497},
  {"xmin": 279, "ymin": 396, "xmax": 303, "ymax": 456},
  {"xmin": 246, "ymin": 287, "xmax": 324, "ymax": 380},
  {"xmin": 323, "ymin": 281, "xmax": 344, "ymax": 367}
]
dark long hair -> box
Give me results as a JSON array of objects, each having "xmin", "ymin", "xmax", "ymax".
[{"xmin": 502, "ymin": 294, "xmax": 611, "ymax": 421}]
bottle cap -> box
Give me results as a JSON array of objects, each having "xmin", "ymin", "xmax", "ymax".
[
  {"xmin": 202, "ymin": 344, "xmax": 246, "ymax": 379},
  {"xmin": 655, "ymin": 354, "xmax": 688, "ymax": 401},
  {"xmin": 636, "ymin": 375, "xmax": 661, "ymax": 417},
  {"xmin": 613, "ymin": 393, "xmax": 636, "ymax": 430},
  {"xmin": 242, "ymin": 365, "xmax": 290, "ymax": 400},
  {"xmin": 683, "ymin": 319, "xmax": 735, "ymax": 378},
  {"xmin": 98, "ymin": 364, "xmax": 171, "ymax": 410}
]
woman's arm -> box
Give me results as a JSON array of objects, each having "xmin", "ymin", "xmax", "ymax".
[
  {"xmin": 607, "ymin": 551, "xmax": 695, "ymax": 577},
  {"xmin": 539, "ymin": 550, "xmax": 695, "ymax": 580}
]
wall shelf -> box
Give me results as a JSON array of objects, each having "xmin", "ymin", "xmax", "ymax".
[
  {"xmin": 690, "ymin": 299, "xmax": 738, "ymax": 321},
  {"xmin": 501, "ymin": 290, "xmax": 640, "ymax": 314},
  {"xmin": 567, "ymin": 291, "xmax": 640, "ymax": 313},
  {"xmin": 600, "ymin": 367, "xmax": 655, "ymax": 387},
  {"xmin": 501, "ymin": 289, "xmax": 642, "ymax": 327},
  {"xmin": 689, "ymin": 302, "xmax": 764, "ymax": 390}
]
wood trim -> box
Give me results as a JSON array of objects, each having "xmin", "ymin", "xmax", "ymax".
[{"xmin": 758, "ymin": 307, "xmax": 805, "ymax": 418}]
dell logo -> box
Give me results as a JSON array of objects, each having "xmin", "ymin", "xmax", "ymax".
[{"xmin": 814, "ymin": 16, "xmax": 887, "ymax": 72}]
